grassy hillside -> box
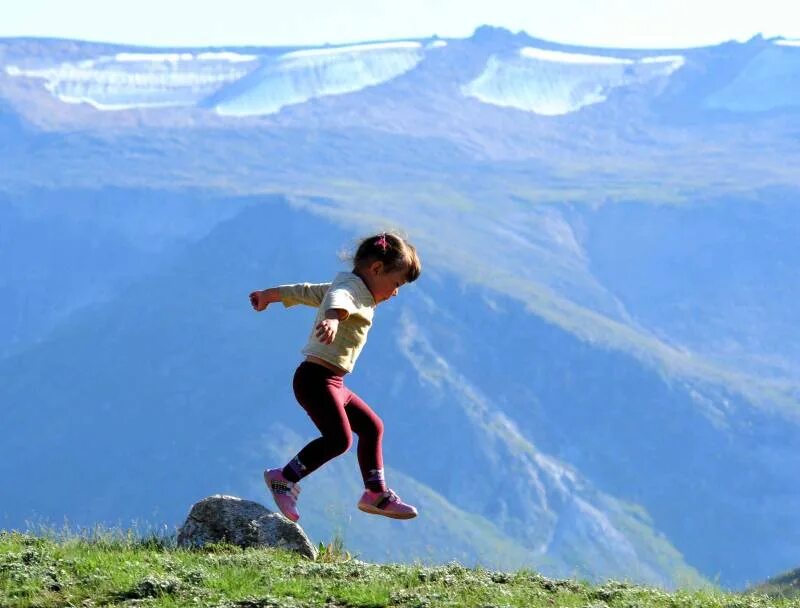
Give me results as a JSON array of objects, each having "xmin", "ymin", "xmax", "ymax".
[{"xmin": 0, "ymin": 531, "xmax": 792, "ymax": 608}]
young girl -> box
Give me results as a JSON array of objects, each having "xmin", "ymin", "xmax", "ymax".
[{"xmin": 249, "ymin": 232, "xmax": 422, "ymax": 522}]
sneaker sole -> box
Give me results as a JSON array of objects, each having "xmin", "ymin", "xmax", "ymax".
[{"xmin": 357, "ymin": 503, "xmax": 417, "ymax": 519}]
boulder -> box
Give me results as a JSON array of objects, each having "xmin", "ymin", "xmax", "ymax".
[{"xmin": 177, "ymin": 495, "xmax": 317, "ymax": 559}]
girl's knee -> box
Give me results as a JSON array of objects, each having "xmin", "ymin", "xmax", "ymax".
[
  {"xmin": 355, "ymin": 414, "xmax": 383, "ymax": 440},
  {"xmin": 328, "ymin": 430, "xmax": 353, "ymax": 455},
  {"xmin": 360, "ymin": 416, "xmax": 383, "ymax": 443}
]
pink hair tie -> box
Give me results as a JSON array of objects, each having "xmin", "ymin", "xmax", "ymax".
[{"xmin": 375, "ymin": 233, "xmax": 389, "ymax": 252}]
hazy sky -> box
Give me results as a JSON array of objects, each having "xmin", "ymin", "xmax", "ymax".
[{"xmin": 2, "ymin": 0, "xmax": 800, "ymax": 49}]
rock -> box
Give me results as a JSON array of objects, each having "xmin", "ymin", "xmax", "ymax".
[{"xmin": 177, "ymin": 495, "xmax": 317, "ymax": 559}]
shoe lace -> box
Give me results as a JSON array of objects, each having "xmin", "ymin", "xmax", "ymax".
[{"xmin": 272, "ymin": 480, "xmax": 301, "ymax": 499}]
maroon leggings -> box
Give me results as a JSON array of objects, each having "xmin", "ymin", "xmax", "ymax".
[{"xmin": 282, "ymin": 361, "xmax": 386, "ymax": 491}]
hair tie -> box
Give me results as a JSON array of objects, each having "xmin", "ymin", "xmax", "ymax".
[{"xmin": 375, "ymin": 233, "xmax": 389, "ymax": 252}]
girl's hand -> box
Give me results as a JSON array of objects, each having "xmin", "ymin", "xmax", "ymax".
[
  {"xmin": 249, "ymin": 290, "xmax": 271, "ymax": 311},
  {"xmin": 315, "ymin": 318, "xmax": 339, "ymax": 344}
]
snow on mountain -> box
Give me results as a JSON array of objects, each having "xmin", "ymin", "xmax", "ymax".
[
  {"xmin": 461, "ymin": 47, "xmax": 684, "ymax": 115},
  {"xmin": 4, "ymin": 51, "xmax": 259, "ymax": 110},
  {"xmin": 212, "ymin": 41, "xmax": 426, "ymax": 116},
  {"xmin": 2, "ymin": 40, "xmax": 436, "ymax": 116},
  {"xmin": 4, "ymin": 34, "xmax": 797, "ymax": 119},
  {"xmin": 705, "ymin": 42, "xmax": 800, "ymax": 112}
]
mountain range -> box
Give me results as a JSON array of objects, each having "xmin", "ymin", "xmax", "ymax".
[{"xmin": 1, "ymin": 26, "xmax": 799, "ymax": 590}]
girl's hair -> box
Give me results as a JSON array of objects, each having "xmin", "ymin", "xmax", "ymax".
[{"xmin": 353, "ymin": 232, "xmax": 421, "ymax": 283}]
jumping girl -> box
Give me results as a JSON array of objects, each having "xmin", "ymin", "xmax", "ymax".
[{"xmin": 249, "ymin": 232, "xmax": 422, "ymax": 522}]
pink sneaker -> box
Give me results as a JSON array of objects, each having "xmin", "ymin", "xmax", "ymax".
[
  {"xmin": 264, "ymin": 468, "xmax": 301, "ymax": 522},
  {"xmin": 357, "ymin": 489, "xmax": 418, "ymax": 520}
]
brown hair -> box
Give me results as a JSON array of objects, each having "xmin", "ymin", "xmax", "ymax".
[{"xmin": 353, "ymin": 232, "xmax": 421, "ymax": 283}]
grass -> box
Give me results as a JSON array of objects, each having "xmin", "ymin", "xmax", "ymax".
[
  {"xmin": 1, "ymin": 530, "xmax": 798, "ymax": 608},
  {"xmin": 750, "ymin": 569, "xmax": 800, "ymax": 601}
]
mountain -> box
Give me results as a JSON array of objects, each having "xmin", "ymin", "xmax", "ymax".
[{"xmin": 1, "ymin": 27, "xmax": 798, "ymax": 589}]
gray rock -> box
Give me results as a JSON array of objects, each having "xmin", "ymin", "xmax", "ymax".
[{"xmin": 177, "ymin": 495, "xmax": 317, "ymax": 559}]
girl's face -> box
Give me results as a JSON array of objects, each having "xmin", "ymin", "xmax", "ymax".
[{"xmin": 362, "ymin": 262, "xmax": 408, "ymax": 304}]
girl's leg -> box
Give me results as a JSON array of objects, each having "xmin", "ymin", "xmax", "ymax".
[
  {"xmin": 282, "ymin": 363, "xmax": 352, "ymax": 483},
  {"xmin": 344, "ymin": 388, "xmax": 418, "ymax": 519},
  {"xmin": 343, "ymin": 390, "xmax": 387, "ymax": 492}
]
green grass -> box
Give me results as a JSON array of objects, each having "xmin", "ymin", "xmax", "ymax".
[
  {"xmin": 750, "ymin": 568, "xmax": 800, "ymax": 601},
  {"xmin": 1, "ymin": 531, "xmax": 797, "ymax": 608}
]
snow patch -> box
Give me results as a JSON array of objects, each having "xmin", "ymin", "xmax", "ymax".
[
  {"xmin": 196, "ymin": 52, "xmax": 259, "ymax": 62},
  {"xmin": 4, "ymin": 41, "xmax": 424, "ymax": 115},
  {"xmin": 776, "ymin": 39, "xmax": 800, "ymax": 47},
  {"xmin": 213, "ymin": 41, "xmax": 424, "ymax": 116},
  {"xmin": 641, "ymin": 55, "xmax": 686, "ymax": 65},
  {"xmin": 112, "ymin": 51, "xmax": 258, "ymax": 63},
  {"xmin": 281, "ymin": 40, "xmax": 421, "ymax": 60},
  {"xmin": 520, "ymin": 48, "xmax": 631, "ymax": 65},
  {"xmin": 463, "ymin": 47, "xmax": 684, "ymax": 115},
  {"xmin": 114, "ymin": 52, "xmax": 195, "ymax": 63},
  {"xmin": 5, "ymin": 52, "xmax": 259, "ymax": 110}
]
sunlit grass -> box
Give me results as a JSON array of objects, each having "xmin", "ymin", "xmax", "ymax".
[{"xmin": 1, "ymin": 530, "xmax": 798, "ymax": 607}]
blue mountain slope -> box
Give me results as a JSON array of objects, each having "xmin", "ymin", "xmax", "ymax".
[
  {"xmin": 0, "ymin": 189, "xmax": 243, "ymax": 359},
  {"xmin": 390, "ymin": 274, "xmax": 800, "ymax": 586},
  {"xmin": 3, "ymin": 195, "xmax": 798, "ymax": 587},
  {"xmin": 580, "ymin": 193, "xmax": 800, "ymax": 381},
  {"xmin": 0, "ymin": 197, "xmax": 709, "ymax": 587}
]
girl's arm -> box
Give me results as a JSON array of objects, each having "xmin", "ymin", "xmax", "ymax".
[
  {"xmin": 249, "ymin": 283, "xmax": 331, "ymax": 311},
  {"xmin": 315, "ymin": 308, "xmax": 348, "ymax": 344}
]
